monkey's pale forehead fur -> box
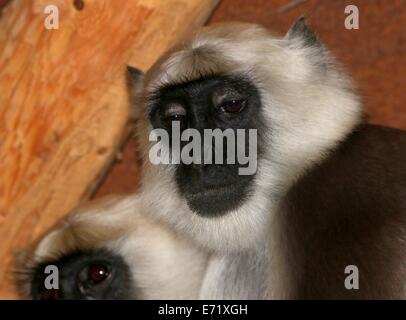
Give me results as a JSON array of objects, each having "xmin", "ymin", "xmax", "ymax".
[{"xmin": 137, "ymin": 22, "xmax": 362, "ymax": 252}]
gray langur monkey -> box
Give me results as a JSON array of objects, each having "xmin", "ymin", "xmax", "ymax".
[
  {"xmin": 18, "ymin": 18, "xmax": 406, "ymax": 299},
  {"xmin": 17, "ymin": 195, "xmax": 207, "ymax": 299}
]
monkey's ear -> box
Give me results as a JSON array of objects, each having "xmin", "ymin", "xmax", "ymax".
[
  {"xmin": 127, "ymin": 65, "xmax": 144, "ymax": 81},
  {"xmin": 126, "ymin": 65, "xmax": 145, "ymax": 93},
  {"xmin": 286, "ymin": 16, "xmax": 320, "ymax": 47}
]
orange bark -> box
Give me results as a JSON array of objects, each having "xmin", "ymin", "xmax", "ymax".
[{"xmin": 0, "ymin": 0, "xmax": 219, "ymax": 299}]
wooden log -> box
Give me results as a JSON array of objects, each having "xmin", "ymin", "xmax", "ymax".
[{"xmin": 0, "ymin": 0, "xmax": 219, "ymax": 299}]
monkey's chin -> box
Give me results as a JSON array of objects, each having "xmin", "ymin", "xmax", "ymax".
[{"xmin": 184, "ymin": 182, "xmax": 251, "ymax": 217}]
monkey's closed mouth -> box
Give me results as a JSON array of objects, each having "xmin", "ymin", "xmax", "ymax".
[
  {"xmin": 184, "ymin": 180, "xmax": 252, "ymax": 216},
  {"xmin": 188, "ymin": 179, "xmax": 248, "ymax": 196}
]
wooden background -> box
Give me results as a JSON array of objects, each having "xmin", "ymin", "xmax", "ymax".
[
  {"xmin": 1, "ymin": 0, "xmax": 405, "ymax": 299},
  {"xmin": 0, "ymin": 0, "xmax": 219, "ymax": 299}
]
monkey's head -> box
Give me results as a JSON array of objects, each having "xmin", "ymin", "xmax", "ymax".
[
  {"xmin": 129, "ymin": 18, "xmax": 361, "ymax": 251},
  {"xmin": 16, "ymin": 195, "xmax": 206, "ymax": 300},
  {"xmin": 16, "ymin": 198, "xmax": 140, "ymax": 300}
]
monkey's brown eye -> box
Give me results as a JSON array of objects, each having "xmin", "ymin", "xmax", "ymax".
[
  {"xmin": 86, "ymin": 264, "xmax": 111, "ymax": 285},
  {"xmin": 218, "ymin": 99, "xmax": 245, "ymax": 113},
  {"xmin": 77, "ymin": 263, "xmax": 111, "ymax": 287},
  {"xmin": 77, "ymin": 263, "xmax": 112, "ymax": 296},
  {"xmin": 162, "ymin": 103, "xmax": 187, "ymax": 130}
]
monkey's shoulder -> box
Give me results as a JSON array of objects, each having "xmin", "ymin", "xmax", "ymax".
[
  {"xmin": 280, "ymin": 124, "xmax": 406, "ymax": 299},
  {"xmin": 284, "ymin": 123, "xmax": 406, "ymax": 228},
  {"xmin": 289, "ymin": 123, "xmax": 406, "ymax": 210}
]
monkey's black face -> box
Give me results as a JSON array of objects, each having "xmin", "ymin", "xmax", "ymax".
[
  {"xmin": 148, "ymin": 75, "xmax": 265, "ymax": 216},
  {"xmin": 30, "ymin": 249, "xmax": 134, "ymax": 300}
]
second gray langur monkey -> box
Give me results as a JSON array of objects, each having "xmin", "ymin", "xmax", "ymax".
[
  {"xmin": 20, "ymin": 18, "xmax": 406, "ymax": 299},
  {"xmin": 18, "ymin": 195, "xmax": 208, "ymax": 300}
]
